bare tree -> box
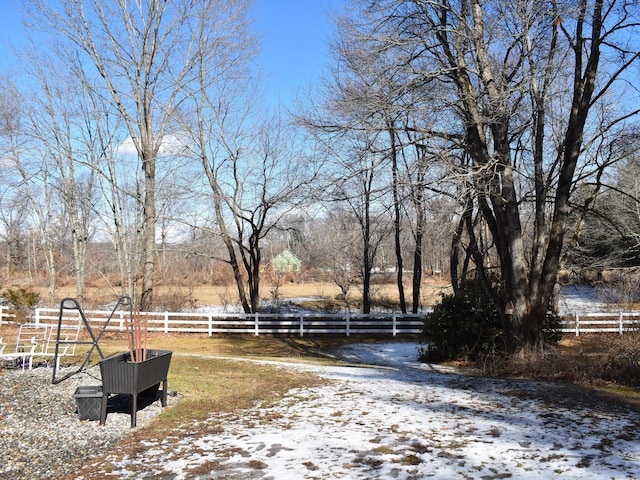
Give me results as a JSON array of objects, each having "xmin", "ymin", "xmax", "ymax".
[
  {"xmin": 319, "ymin": 209, "xmax": 362, "ymax": 310},
  {"xmin": 299, "ymin": 6, "xmax": 453, "ymax": 314},
  {"xmin": 342, "ymin": 142, "xmax": 392, "ymax": 314},
  {"xmin": 189, "ymin": 107, "xmax": 317, "ymax": 312},
  {"xmin": 25, "ymin": 0, "xmax": 241, "ymax": 309},
  {"xmin": 0, "ymin": 76, "xmax": 63, "ymax": 302},
  {"xmin": 566, "ymin": 139, "xmax": 640, "ymax": 271},
  {"xmin": 7, "ymin": 149, "xmax": 63, "ymax": 304},
  {"xmin": 168, "ymin": 2, "xmax": 323, "ymax": 313},
  {"xmin": 298, "ymin": 122, "xmax": 392, "ymax": 313},
  {"xmin": 0, "ymin": 190, "xmax": 31, "ymax": 275},
  {"xmin": 91, "ymin": 97, "xmax": 146, "ymax": 301},
  {"xmin": 348, "ymin": 0, "xmax": 640, "ymax": 350},
  {"xmin": 18, "ymin": 49, "xmax": 100, "ymax": 302},
  {"xmin": 0, "ymin": 79, "xmax": 29, "ymax": 276},
  {"xmin": 328, "ymin": 12, "xmax": 404, "ymax": 314}
]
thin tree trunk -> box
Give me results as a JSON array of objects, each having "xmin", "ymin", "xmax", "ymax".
[
  {"xmin": 388, "ymin": 123, "xmax": 407, "ymax": 313},
  {"xmin": 140, "ymin": 151, "xmax": 157, "ymax": 311}
]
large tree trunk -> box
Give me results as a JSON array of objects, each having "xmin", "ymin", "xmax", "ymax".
[
  {"xmin": 362, "ymin": 233, "xmax": 372, "ymax": 314},
  {"xmin": 516, "ymin": 0, "xmax": 605, "ymax": 348},
  {"xmin": 246, "ymin": 232, "xmax": 262, "ymax": 313}
]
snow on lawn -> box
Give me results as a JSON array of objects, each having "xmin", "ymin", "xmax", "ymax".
[{"xmin": 106, "ymin": 343, "xmax": 639, "ymax": 479}]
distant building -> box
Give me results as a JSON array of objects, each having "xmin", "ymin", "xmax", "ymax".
[{"xmin": 269, "ymin": 249, "xmax": 301, "ymax": 273}]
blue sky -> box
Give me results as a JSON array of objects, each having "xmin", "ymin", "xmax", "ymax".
[
  {"xmin": 0, "ymin": 0, "xmax": 345, "ymax": 107},
  {"xmin": 255, "ymin": 0, "xmax": 343, "ymax": 106}
]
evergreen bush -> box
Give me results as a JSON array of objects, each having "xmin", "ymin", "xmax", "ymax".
[
  {"xmin": 419, "ymin": 276, "xmax": 505, "ymax": 362},
  {"xmin": 2, "ymin": 286, "xmax": 40, "ymax": 323}
]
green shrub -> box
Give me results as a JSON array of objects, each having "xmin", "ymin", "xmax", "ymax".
[
  {"xmin": 543, "ymin": 311, "xmax": 563, "ymax": 344},
  {"xmin": 419, "ymin": 277, "xmax": 505, "ymax": 362},
  {"xmin": 2, "ymin": 286, "xmax": 40, "ymax": 323}
]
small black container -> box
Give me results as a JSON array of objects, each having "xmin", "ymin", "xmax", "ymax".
[{"xmin": 74, "ymin": 385, "xmax": 103, "ymax": 421}]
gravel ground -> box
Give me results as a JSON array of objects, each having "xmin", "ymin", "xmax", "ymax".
[{"xmin": 0, "ymin": 361, "xmax": 180, "ymax": 480}]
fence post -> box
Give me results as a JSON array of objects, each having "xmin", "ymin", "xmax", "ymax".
[
  {"xmin": 208, "ymin": 314, "xmax": 213, "ymax": 336},
  {"xmin": 254, "ymin": 314, "xmax": 259, "ymax": 336},
  {"xmin": 164, "ymin": 312, "xmax": 169, "ymax": 334},
  {"xmin": 346, "ymin": 313, "xmax": 350, "ymax": 337},
  {"xmin": 575, "ymin": 313, "xmax": 579, "ymax": 336},
  {"xmin": 392, "ymin": 314, "xmax": 397, "ymax": 336},
  {"xmin": 300, "ymin": 315, "xmax": 304, "ymax": 337},
  {"xmin": 619, "ymin": 312, "xmax": 623, "ymax": 335}
]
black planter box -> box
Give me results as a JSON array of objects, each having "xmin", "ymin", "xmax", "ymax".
[
  {"xmin": 74, "ymin": 385, "xmax": 103, "ymax": 421},
  {"xmin": 99, "ymin": 349, "xmax": 172, "ymax": 427}
]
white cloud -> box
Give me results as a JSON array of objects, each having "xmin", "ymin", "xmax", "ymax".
[{"xmin": 116, "ymin": 134, "xmax": 190, "ymax": 159}]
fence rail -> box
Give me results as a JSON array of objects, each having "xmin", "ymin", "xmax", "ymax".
[
  {"xmin": 0, "ymin": 306, "xmax": 425, "ymax": 336},
  {"xmin": 1, "ymin": 306, "xmax": 639, "ymax": 337},
  {"xmin": 559, "ymin": 312, "xmax": 640, "ymax": 336}
]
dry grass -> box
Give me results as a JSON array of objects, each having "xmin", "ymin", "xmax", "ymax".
[
  {"xmin": 92, "ymin": 331, "xmax": 415, "ymax": 361},
  {"xmin": 476, "ymin": 333, "xmax": 640, "ymax": 409},
  {"xmin": 35, "ymin": 280, "xmax": 451, "ymax": 310},
  {"xmin": 139, "ymin": 354, "xmax": 322, "ymax": 435}
]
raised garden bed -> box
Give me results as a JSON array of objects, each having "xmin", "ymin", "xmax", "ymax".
[{"xmin": 99, "ymin": 349, "xmax": 172, "ymax": 427}]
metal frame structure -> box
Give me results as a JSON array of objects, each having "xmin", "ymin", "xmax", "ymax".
[{"xmin": 51, "ymin": 296, "xmax": 133, "ymax": 384}]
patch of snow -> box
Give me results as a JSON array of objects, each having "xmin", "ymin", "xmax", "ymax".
[
  {"xmin": 102, "ymin": 343, "xmax": 640, "ymax": 479},
  {"xmin": 558, "ymin": 285, "xmax": 608, "ymax": 314}
]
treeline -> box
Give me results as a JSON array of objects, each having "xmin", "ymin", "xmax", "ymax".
[{"xmin": 1, "ymin": 1, "xmax": 640, "ymax": 354}]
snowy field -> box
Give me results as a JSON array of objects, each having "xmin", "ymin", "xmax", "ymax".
[
  {"xmin": 557, "ymin": 285, "xmax": 609, "ymax": 314},
  {"xmin": 100, "ymin": 343, "xmax": 640, "ymax": 479}
]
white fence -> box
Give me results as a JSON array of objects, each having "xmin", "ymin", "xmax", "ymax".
[
  {"xmin": 0, "ymin": 305, "xmax": 425, "ymax": 337},
  {"xmin": 1, "ymin": 306, "xmax": 639, "ymax": 337},
  {"xmin": 559, "ymin": 312, "xmax": 640, "ymax": 336}
]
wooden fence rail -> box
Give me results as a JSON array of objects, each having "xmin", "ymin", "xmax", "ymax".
[
  {"xmin": 559, "ymin": 312, "xmax": 640, "ymax": 336},
  {"xmin": 1, "ymin": 306, "xmax": 639, "ymax": 337}
]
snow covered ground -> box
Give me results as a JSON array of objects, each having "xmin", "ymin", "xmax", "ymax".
[
  {"xmin": 102, "ymin": 343, "xmax": 640, "ymax": 479},
  {"xmin": 557, "ymin": 285, "xmax": 609, "ymax": 314},
  {"xmin": 197, "ymin": 285, "xmax": 610, "ymax": 317}
]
